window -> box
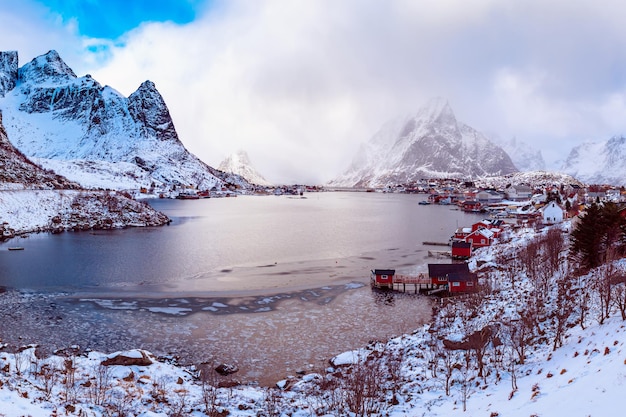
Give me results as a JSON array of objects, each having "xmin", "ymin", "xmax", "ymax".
[
  {"xmin": 467, "ymin": 281, "xmax": 474, "ymax": 286},
  {"xmin": 381, "ymin": 275, "xmax": 388, "ymax": 279},
  {"xmin": 452, "ymin": 282, "xmax": 460, "ymax": 287},
  {"xmin": 438, "ymin": 277, "xmax": 447, "ymax": 282}
]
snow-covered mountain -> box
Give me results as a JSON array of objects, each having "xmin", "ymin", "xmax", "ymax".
[
  {"xmin": 560, "ymin": 136, "xmax": 626, "ymax": 185},
  {"xmin": 493, "ymin": 136, "xmax": 545, "ymax": 172},
  {"xmin": 330, "ymin": 98, "xmax": 518, "ymax": 188},
  {"xmin": 1, "ymin": 109, "xmax": 169, "ymax": 235},
  {"xmin": 0, "ymin": 110, "xmax": 78, "ymax": 189},
  {"xmin": 0, "ymin": 50, "xmax": 252, "ymax": 193},
  {"xmin": 218, "ymin": 150, "xmax": 272, "ymax": 186}
]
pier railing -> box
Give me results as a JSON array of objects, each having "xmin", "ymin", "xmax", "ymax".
[{"xmin": 393, "ymin": 274, "xmax": 430, "ymax": 285}]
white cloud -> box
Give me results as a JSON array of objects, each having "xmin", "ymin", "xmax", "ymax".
[{"xmin": 6, "ymin": 0, "xmax": 626, "ymax": 182}]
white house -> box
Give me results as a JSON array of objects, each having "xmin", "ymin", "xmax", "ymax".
[
  {"xmin": 542, "ymin": 201, "xmax": 565, "ymax": 224},
  {"xmin": 505, "ymin": 185, "xmax": 533, "ymax": 201}
]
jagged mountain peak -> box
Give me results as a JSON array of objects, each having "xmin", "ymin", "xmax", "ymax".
[
  {"xmin": 0, "ymin": 49, "xmax": 255, "ymax": 193},
  {"xmin": 416, "ymin": 97, "xmax": 456, "ymax": 126},
  {"xmin": 128, "ymin": 79, "xmax": 179, "ymax": 143},
  {"xmin": 19, "ymin": 50, "xmax": 76, "ymax": 85},
  {"xmin": 330, "ymin": 99, "xmax": 517, "ymax": 187},
  {"xmin": 218, "ymin": 150, "xmax": 272, "ymax": 186}
]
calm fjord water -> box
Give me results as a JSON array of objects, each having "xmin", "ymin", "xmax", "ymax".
[
  {"xmin": 0, "ymin": 192, "xmax": 484, "ymax": 385},
  {"xmin": 1, "ymin": 192, "xmax": 482, "ymax": 293}
]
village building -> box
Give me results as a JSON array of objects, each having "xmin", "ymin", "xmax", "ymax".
[
  {"xmin": 505, "ymin": 184, "xmax": 533, "ymax": 201},
  {"xmin": 447, "ymin": 272, "xmax": 479, "ymax": 293},
  {"xmin": 370, "ymin": 269, "xmax": 395, "ymax": 289},
  {"xmin": 451, "ymin": 241, "xmax": 472, "ymax": 259},
  {"xmin": 476, "ymin": 190, "xmax": 504, "ymax": 204},
  {"xmin": 453, "ymin": 226, "xmax": 472, "ymax": 240},
  {"xmin": 427, "ymin": 263, "xmax": 477, "ymax": 293},
  {"xmin": 542, "ymin": 200, "xmax": 565, "ymax": 224},
  {"xmin": 464, "ymin": 227, "xmax": 494, "ymax": 248}
]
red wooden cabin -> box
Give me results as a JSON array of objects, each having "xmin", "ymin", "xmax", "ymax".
[
  {"xmin": 427, "ymin": 263, "xmax": 470, "ymax": 286},
  {"xmin": 464, "ymin": 228, "xmax": 494, "ymax": 248},
  {"xmin": 451, "ymin": 241, "xmax": 472, "ymax": 259},
  {"xmin": 370, "ymin": 269, "xmax": 395, "ymax": 289},
  {"xmin": 447, "ymin": 272, "xmax": 479, "ymax": 293}
]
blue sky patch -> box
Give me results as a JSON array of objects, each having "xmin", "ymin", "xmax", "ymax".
[{"xmin": 36, "ymin": 0, "xmax": 207, "ymax": 39}]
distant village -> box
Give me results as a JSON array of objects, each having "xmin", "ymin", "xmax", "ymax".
[{"xmin": 368, "ymin": 177, "xmax": 626, "ymax": 296}]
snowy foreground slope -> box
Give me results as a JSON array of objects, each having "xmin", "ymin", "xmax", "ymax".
[{"xmin": 1, "ymin": 223, "xmax": 625, "ymax": 416}]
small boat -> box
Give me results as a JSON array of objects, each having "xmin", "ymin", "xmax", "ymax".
[
  {"xmin": 175, "ymin": 191, "xmax": 200, "ymax": 200},
  {"xmin": 418, "ymin": 200, "xmax": 431, "ymax": 205},
  {"xmin": 8, "ymin": 247, "xmax": 24, "ymax": 251}
]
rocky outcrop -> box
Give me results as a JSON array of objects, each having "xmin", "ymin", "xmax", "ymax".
[
  {"xmin": 102, "ymin": 350, "xmax": 153, "ymax": 366},
  {"xmin": 0, "ymin": 51, "xmax": 18, "ymax": 97}
]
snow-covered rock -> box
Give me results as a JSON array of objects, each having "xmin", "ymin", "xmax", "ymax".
[
  {"xmin": 330, "ymin": 98, "xmax": 518, "ymax": 187},
  {"xmin": 218, "ymin": 149, "xmax": 272, "ymax": 186},
  {"xmin": 0, "ymin": 51, "xmax": 18, "ymax": 97},
  {"xmin": 560, "ymin": 135, "xmax": 626, "ymax": 185},
  {"xmin": 0, "ymin": 50, "xmax": 253, "ymax": 193}
]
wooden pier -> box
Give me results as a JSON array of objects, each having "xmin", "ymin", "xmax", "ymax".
[{"xmin": 390, "ymin": 274, "xmax": 437, "ymax": 294}]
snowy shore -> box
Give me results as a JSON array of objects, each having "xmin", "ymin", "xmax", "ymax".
[{"xmin": 0, "ymin": 189, "xmax": 169, "ymax": 239}]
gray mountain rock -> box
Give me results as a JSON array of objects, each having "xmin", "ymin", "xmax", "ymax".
[
  {"xmin": 560, "ymin": 136, "xmax": 626, "ymax": 185},
  {"xmin": 330, "ymin": 98, "xmax": 518, "ymax": 187}
]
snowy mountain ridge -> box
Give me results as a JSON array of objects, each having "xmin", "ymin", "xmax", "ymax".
[
  {"xmin": 493, "ymin": 136, "xmax": 546, "ymax": 172},
  {"xmin": 560, "ymin": 135, "xmax": 626, "ymax": 185},
  {"xmin": 0, "ymin": 50, "xmax": 252, "ymax": 193},
  {"xmin": 218, "ymin": 150, "xmax": 273, "ymax": 186},
  {"xmin": 330, "ymin": 98, "xmax": 518, "ymax": 188}
]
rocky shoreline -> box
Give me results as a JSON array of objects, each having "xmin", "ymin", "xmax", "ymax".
[{"xmin": 1, "ymin": 189, "xmax": 170, "ymax": 241}]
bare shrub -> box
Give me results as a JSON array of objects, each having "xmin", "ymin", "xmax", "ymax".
[
  {"xmin": 341, "ymin": 356, "xmax": 388, "ymax": 416},
  {"xmin": 199, "ymin": 364, "xmax": 221, "ymax": 416},
  {"xmin": 87, "ymin": 363, "xmax": 111, "ymax": 406}
]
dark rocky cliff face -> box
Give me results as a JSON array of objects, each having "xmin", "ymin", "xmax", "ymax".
[{"xmin": 0, "ymin": 51, "xmax": 18, "ymax": 97}]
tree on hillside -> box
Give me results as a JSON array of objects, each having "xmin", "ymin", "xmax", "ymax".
[{"xmin": 570, "ymin": 202, "xmax": 626, "ymax": 271}]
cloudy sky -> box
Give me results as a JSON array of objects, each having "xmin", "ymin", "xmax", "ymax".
[{"xmin": 2, "ymin": 0, "xmax": 626, "ymax": 184}]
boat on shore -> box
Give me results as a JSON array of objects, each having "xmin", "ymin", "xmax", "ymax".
[{"xmin": 8, "ymin": 247, "xmax": 24, "ymax": 251}]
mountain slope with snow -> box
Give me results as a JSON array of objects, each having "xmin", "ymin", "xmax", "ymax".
[
  {"xmin": 218, "ymin": 150, "xmax": 272, "ymax": 186},
  {"xmin": 330, "ymin": 98, "xmax": 518, "ymax": 187},
  {"xmin": 494, "ymin": 136, "xmax": 546, "ymax": 171},
  {"xmin": 0, "ymin": 110, "xmax": 79, "ymax": 189},
  {"xmin": 560, "ymin": 136, "xmax": 626, "ymax": 185},
  {"xmin": 0, "ymin": 50, "xmax": 252, "ymax": 193}
]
